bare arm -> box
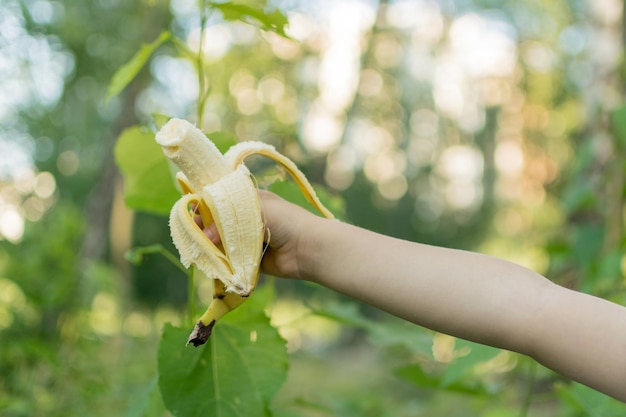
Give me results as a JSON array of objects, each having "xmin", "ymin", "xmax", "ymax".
[{"xmin": 257, "ymin": 191, "xmax": 626, "ymax": 402}]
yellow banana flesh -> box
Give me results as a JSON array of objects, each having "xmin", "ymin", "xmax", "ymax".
[
  {"xmin": 157, "ymin": 118, "xmax": 231, "ymax": 187},
  {"xmin": 169, "ymin": 193, "xmax": 232, "ymax": 283},
  {"xmin": 155, "ymin": 118, "xmax": 334, "ymax": 346},
  {"xmin": 157, "ymin": 120, "xmax": 264, "ymax": 297}
]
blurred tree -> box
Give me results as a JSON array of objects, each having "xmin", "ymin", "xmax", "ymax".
[{"xmin": 0, "ymin": 1, "xmax": 172, "ymax": 415}]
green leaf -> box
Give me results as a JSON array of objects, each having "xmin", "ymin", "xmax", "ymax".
[
  {"xmin": 158, "ymin": 304, "xmax": 288, "ymax": 417},
  {"xmin": 125, "ymin": 244, "xmax": 187, "ymax": 273},
  {"xmin": 149, "ymin": 113, "xmax": 173, "ymax": 132},
  {"xmin": 394, "ymin": 364, "xmax": 489, "ymax": 396},
  {"xmin": 268, "ymin": 180, "xmax": 345, "ymax": 220},
  {"xmin": 556, "ymin": 382, "xmax": 626, "ymax": 416},
  {"xmin": 206, "ymin": 130, "xmax": 238, "ymax": 154},
  {"xmin": 439, "ymin": 339, "xmax": 501, "ymax": 387},
  {"xmin": 124, "ymin": 378, "xmax": 166, "ymax": 417},
  {"xmin": 106, "ymin": 31, "xmax": 171, "ymax": 102},
  {"xmin": 209, "ymin": 2, "xmax": 290, "ymax": 37},
  {"xmin": 114, "ymin": 125, "xmax": 180, "ymax": 215},
  {"xmin": 314, "ymin": 301, "xmax": 432, "ymax": 356}
]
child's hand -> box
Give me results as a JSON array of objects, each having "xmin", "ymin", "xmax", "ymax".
[
  {"xmin": 199, "ymin": 190, "xmax": 321, "ymax": 280},
  {"xmin": 258, "ymin": 190, "xmax": 320, "ymax": 279}
]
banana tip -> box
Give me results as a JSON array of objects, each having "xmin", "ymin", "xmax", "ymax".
[
  {"xmin": 186, "ymin": 320, "xmax": 216, "ymax": 347},
  {"xmin": 155, "ymin": 118, "xmax": 189, "ymax": 147}
]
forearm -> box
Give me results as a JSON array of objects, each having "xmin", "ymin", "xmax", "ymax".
[
  {"xmin": 300, "ymin": 217, "xmax": 547, "ymax": 352},
  {"xmin": 530, "ymin": 286, "xmax": 626, "ymax": 401},
  {"xmin": 299, "ymin": 217, "xmax": 626, "ymax": 401}
]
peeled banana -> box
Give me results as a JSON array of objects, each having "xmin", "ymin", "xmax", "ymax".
[{"xmin": 155, "ymin": 118, "xmax": 334, "ymax": 346}]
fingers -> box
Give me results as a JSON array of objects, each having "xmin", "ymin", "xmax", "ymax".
[
  {"xmin": 191, "ymin": 204, "xmax": 222, "ymax": 245},
  {"xmin": 203, "ymin": 223, "xmax": 220, "ymax": 245}
]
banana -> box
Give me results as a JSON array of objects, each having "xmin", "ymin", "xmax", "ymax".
[{"xmin": 155, "ymin": 118, "xmax": 334, "ymax": 346}]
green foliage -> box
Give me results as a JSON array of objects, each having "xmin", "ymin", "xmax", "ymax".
[
  {"xmin": 268, "ymin": 180, "xmax": 346, "ymax": 220},
  {"xmin": 125, "ymin": 244, "xmax": 186, "ymax": 274},
  {"xmin": 209, "ymin": 1, "xmax": 290, "ymax": 37},
  {"xmin": 106, "ymin": 31, "xmax": 172, "ymax": 102},
  {"xmin": 113, "ymin": 123, "xmax": 273, "ymax": 216},
  {"xmin": 556, "ymin": 383, "xmax": 626, "ymax": 417},
  {"xmin": 396, "ymin": 365, "xmax": 490, "ymax": 396},
  {"xmin": 3, "ymin": 0, "xmax": 626, "ymax": 415},
  {"xmin": 438, "ymin": 340, "xmax": 502, "ymax": 388},
  {"xmin": 207, "ymin": 131, "xmax": 240, "ymax": 153},
  {"xmin": 315, "ymin": 302, "xmax": 502, "ymax": 397},
  {"xmin": 104, "ymin": 1, "xmax": 290, "ymax": 104},
  {"xmin": 3, "ymin": 203, "xmax": 85, "ymax": 312},
  {"xmin": 313, "ymin": 301, "xmax": 432, "ymax": 356},
  {"xmin": 158, "ymin": 286, "xmax": 288, "ymax": 417},
  {"xmin": 123, "ymin": 378, "xmax": 162, "ymax": 417},
  {"xmin": 114, "ymin": 125, "xmax": 180, "ymax": 215}
]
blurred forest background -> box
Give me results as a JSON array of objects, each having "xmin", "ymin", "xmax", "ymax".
[{"xmin": 2, "ymin": 0, "xmax": 626, "ymax": 415}]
